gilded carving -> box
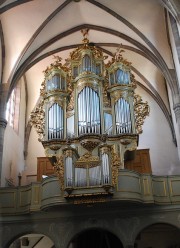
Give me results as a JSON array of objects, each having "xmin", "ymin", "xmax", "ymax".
[
  {"xmin": 76, "ymin": 152, "xmax": 100, "ymax": 168},
  {"xmin": 77, "ymin": 81, "xmax": 99, "ymax": 94},
  {"xmin": 134, "ymin": 94, "xmax": 150, "ymax": 134},
  {"xmin": 111, "ymin": 148, "xmax": 121, "ymax": 187},
  {"xmin": 43, "ymin": 55, "xmax": 69, "ymax": 75},
  {"xmin": 31, "ymin": 31, "xmax": 150, "ymax": 199},
  {"xmin": 106, "ymin": 48, "xmax": 131, "ymax": 68},
  {"xmin": 70, "ymin": 29, "xmax": 104, "ymax": 61},
  {"xmin": 103, "ymin": 82, "xmax": 111, "ymax": 107},
  {"xmin": 64, "ymin": 149, "xmax": 73, "ymax": 158},
  {"xmin": 53, "ymin": 155, "xmax": 64, "ymax": 190},
  {"xmin": 40, "ymin": 80, "xmax": 46, "ymax": 96},
  {"xmin": 30, "ymin": 98, "xmax": 45, "ymax": 141},
  {"xmin": 80, "ymin": 138, "xmax": 100, "ymax": 152},
  {"xmin": 99, "ymin": 145, "xmax": 110, "ymax": 155},
  {"xmin": 74, "ymin": 197, "xmax": 106, "ymax": 204},
  {"xmin": 67, "ymin": 91, "xmax": 74, "ymax": 111}
]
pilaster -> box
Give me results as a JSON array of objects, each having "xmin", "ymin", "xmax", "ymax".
[{"xmin": 0, "ymin": 83, "xmax": 9, "ymax": 186}]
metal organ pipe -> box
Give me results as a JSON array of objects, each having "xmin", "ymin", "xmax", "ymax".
[
  {"xmin": 78, "ymin": 87, "xmax": 100, "ymax": 135},
  {"xmin": 89, "ymin": 166, "xmax": 101, "ymax": 186},
  {"xmin": 102, "ymin": 153, "xmax": 109, "ymax": 184},
  {"xmin": 115, "ymin": 98, "xmax": 131, "ymax": 134},
  {"xmin": 65, "ymin": 156, "xmax": 73, "ymax": 187},
  {"xmin": 48, "ymin": 103, "xmax": 64, "ymax": 140}
]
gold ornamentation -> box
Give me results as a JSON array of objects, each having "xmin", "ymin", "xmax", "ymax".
[
  {"xmin": 74, "ymin": 196, "xmax": 106, "ymax": 204},
  {"xmin": 67, "ymin": 91, "xmax": 74, "ymax": 111},
  {"xmin": 77, "ymin": 80, "xmax": 99, "ymax": 94},
  {"xmin": 80, "ymin": 138, "xmax": 100, "ymax": 152},
  {"xmin": 40, "ymin": 80, "xmax": 46, "ymax": 96},
  {"xmin": 103, "ymin": 82, "xmax": 111, "ymax": 107},
  {"xmin": 53, "ymin": 155, "xmax": 64, "ymax": 190},
  {"xmin": 64, "ymin": 149, "xmax": 73, "ymax": 158},
  {"xmin": 43, "ymin": 55, "xmax": 69, "ymax": 75},
  {"xmin": 31, "ymin": 31, "xmax": 150, "ymax": 198},
  {"xmin": 75, "ymin": 152, "xmax": 100, "ymax": 168},
  {"xmin": 69, "ymin": 30, "xmax": 104, "ymax": 61},
  {"xmin": 30, "ymin": 98, "xmax": 45, "ymax": 141},
  {"xmin": 111, "ymin": 149, "xmax": 121, "ymax": 187},
  {"xmin": 134, "ymin": 94, "xmax": 150, "ymax": 134},
  {"xmin": 99, "ymin": 145, "xmax": 110, "ymax": 155}
]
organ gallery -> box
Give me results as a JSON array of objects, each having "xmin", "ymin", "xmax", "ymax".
[{"xmin": 30, "ymin": 30, "xmax": 149, "ymax": 198}]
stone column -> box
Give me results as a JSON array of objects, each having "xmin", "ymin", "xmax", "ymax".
[
  {"xmin": 0, "ymin": 83, "xmax": 9, "ymax": 186},
  {"xmin": 173, "ymin": 101, "xmax": 180, "ymax": 161}
]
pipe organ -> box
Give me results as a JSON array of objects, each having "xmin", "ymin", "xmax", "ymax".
[{"xmin": 31, "ymin": 30, "xmax": 149, "ymax": 198}]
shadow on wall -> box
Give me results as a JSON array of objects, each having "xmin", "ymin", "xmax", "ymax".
[{"xmin": 134, "ymin": 223, "xmax": 180, "ymax": 248}]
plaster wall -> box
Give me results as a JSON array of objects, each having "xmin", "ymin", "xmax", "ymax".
[
  {"xmin": 167, "ymin": 83, "xmax": 180, "ymax": 161},
  {"xmin": 25, "ymin": 126, "xmax": 45, "ymax": 181},
  {"xmin": 0, "ymin": 0, "xmax": 62, "ymax": 84},
  {"xmin": 1, "ymin": 78, "xmax": 26, "ymax": 186},
  {"xmin": 168, "ymin": 13, "xmax": 180, "ymax": 89},
  {"xmin": 137, "ymin": 86, "xmax": 180, "ymax": 175}
]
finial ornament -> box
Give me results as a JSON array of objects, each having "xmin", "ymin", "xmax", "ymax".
[
  {"xmin": 81, "ymin": 29, "xmax": 89, "ymax": 44},
  {"xmin": 52, "ymin": 55, "xmax": 62, "ymax": 63},
  {"xmin": 81, "ymin": 28, "xmax": 89, "ymax": 39}
]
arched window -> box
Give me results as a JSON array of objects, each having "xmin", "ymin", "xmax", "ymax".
[
  {"xmin": 48, "ymin": 103, "xmax": 64, "ymax": 139},
  {"xmin": 115, "ymin": 98, "xmax": 132, "ymax": 134},
  {"xmin": 78, "ymin": 87, "xmax": 100, "ymax": 135},
  {"xmin": 6, "ymin": 82, "xmax": 21, "ymax": 132}
]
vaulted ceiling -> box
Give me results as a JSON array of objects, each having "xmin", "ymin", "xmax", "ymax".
[{"xmin": 0, "ymin": 0, "xmax": 179, "ymax": 136}]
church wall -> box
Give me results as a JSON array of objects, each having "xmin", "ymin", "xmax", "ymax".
[
  {"xmin": 1, "ymin": 205, "xmax": 180, "ymax": 248},
  {"xmin": 25, "ymin": 127, "xmax": 45, "ymax": 183},
  {"xmin": 167, "ymin": 13, "xmax": 180, "ymax": 89},
  {"xmin": 137, "ymin": 86, "xmax": 180, "ymax": 175},
  {"xmin": 1, "ymin": 78, "xmax": 26, "ymax": 186}
]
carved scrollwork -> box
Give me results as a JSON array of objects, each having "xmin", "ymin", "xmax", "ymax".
[
  {"xmin": 80, "ymin": 138, "xmax": 100, "ymax": 152},
  {"xmin": 103, "ymin": 82, "xmax": 111, "ymax": 107},
  {"xmin": 76, "ymin": 152, "xmax": 100, "ymax": 168},
  {"xmin": 53, "ymin": 155, "xmax": 64, "ymax": 190},
  {"xmin": 111, "ymin": 149, "xmax": 121, "ymax": 187},
  {"xmin": 67, "ymin": 91, "xmax": 74, "ymax": 111},
  {"xmin": 30, "ymin": 98, "xmax": 45, "ymax": 141},
  {"xmin": 64, "ymin": 149, "xmax": 73, "ymax": 158},
  {"xmin": 40, "ymin": 80, "xmax": 46, "ymax": 96},
  {"xmin": 134, "ymin": 94, "xmax": 150, "ymax": 134}
]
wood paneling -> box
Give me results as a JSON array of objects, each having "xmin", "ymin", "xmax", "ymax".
[
  {"xmin": 124, "ymin": 149, "xmax": 151, "ymax": 174},
  {"xmin": 37, "ymin": 157, "xmax": 54, "ymax": 181},
  {"xmin": 37, "ymin": 149, "xmax": 152, "ymax": 181}
]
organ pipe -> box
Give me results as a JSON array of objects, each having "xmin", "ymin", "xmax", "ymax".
[
  {"xmin": 48, "ymin": 103, "xmax": 64, "ymax": 140},
  {"xmin": 78, "ymin": 87, "xmax": 100, "ymax": 135},
  {"xmin": 30, "ymin": 33, "xmax": 149, "ymax": 193},
  {"xmin": 65, "ymin": 156, "xmax": 73, "ymax": 187},
  {"xmin": 115, "ymin": 98, "xmax": 132, "ymax": 134}
]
